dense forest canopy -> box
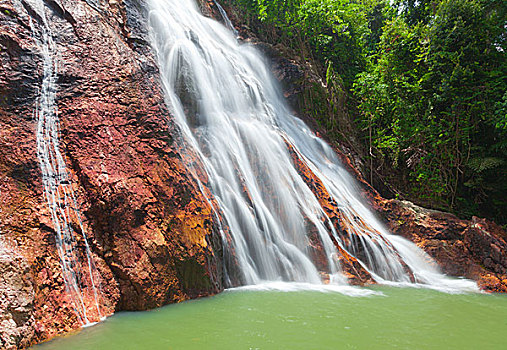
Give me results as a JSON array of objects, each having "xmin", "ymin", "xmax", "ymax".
[{"xmin": 225, "ymin": 0, "xmax": 507, "ymax": 225}]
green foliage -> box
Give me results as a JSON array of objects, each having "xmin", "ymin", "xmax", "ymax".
[
  {"xmin": 355, "ymin": 0, "xmax": 506, "ymax": 221},
  {"xmin": 228, "ymin": 0, "xmax": 387, "ymax": 88}
]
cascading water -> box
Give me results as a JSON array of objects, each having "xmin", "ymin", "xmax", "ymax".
[
  {"xmin": 212, "ymin": 0, "xmax": 239, "ymax": 37},
  {"xmin": 27, "ymin": 0, "xmax": 103, "ymax": 324},
  {"xmin": 148, "ymin": 0, "xmax": 477, "ymax": 293}
]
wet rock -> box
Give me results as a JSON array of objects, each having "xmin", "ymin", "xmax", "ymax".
[
  {"xmin": 376, "ymin": 200, "xmax": 507, "ymax": 292},
  {"xmin": 1, "ymin": 0, "xmax": 223, "ymax": 347}
]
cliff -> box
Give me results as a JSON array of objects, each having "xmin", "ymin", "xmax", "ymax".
[{"xmin": 0, "ymin": 0, "xmax": 223, "ymax": 348}]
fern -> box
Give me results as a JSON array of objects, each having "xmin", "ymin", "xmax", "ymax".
[{"xmin": 467, "ymin": 157, "xmax": 504, "ymax": 173}]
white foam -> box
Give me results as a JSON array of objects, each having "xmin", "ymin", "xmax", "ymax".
[{"xmin": 226, "ymin": 282, "xmax": 382, "ymax": 297}]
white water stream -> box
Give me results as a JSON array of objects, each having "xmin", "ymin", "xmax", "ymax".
[
  {"xmin": 148, "ymin": 0, "xmax": 477, "ymax": 293},
  {"xmin": 27, "ymin": 0, "xmax": 102, "ymax": 324}
]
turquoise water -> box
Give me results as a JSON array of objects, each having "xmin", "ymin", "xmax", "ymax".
[{"xmin": 35, "ymin": 285, "xmax": 507, "ymax": 349}]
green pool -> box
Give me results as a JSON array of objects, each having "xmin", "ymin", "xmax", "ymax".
[{"xmin": 34, "ymin": 284, "xmax": 507, "ymax": 349}]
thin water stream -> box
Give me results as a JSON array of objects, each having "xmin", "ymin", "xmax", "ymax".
[{"xmin": 24, "ymin": 0, "xmax": 102, "ymax": 324}]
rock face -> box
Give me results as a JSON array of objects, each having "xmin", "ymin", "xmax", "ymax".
[
  {"xmin": 0, "ymin": 0, "xmax": 223, "ymax": 348},
  {"xmin": 0, "ymin": 238, "xmax": 35, "ymax": 350},
  {"xmin": 377, "ymin": 200, "xmax": 507, "ymax": 292}
]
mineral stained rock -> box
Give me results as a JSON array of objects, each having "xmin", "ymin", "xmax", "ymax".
[
  {"xmin": 0, "ymin": 0, "xmax": 222, "ymax": 348},
  {"xmin": 378, "ymin": 200, "xmax": 507, "ymax": 293}
]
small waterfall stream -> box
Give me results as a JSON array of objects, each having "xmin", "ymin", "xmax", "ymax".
[
  {"xmin": 148, "ymin": 0, "xmax": 477, "ymax": 292},
  {"xmin": 212, "ymin": 0, "xmax": 239, "ymax": 37},
  {"xmin": 27, "ymin": 0, "xmax": 102, "ymax": 324}
]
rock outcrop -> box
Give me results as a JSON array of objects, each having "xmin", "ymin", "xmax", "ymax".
[
  {"xmin": 0, "ymin": 238, "xmax": 35, "ymax": 350},
  {"xmin": 0, "ymin": 0, "xmax": 223, "ymax": 348},
  {"xmin": 377, "ymin": 200, "xmax": 507, "ymax": 292}
]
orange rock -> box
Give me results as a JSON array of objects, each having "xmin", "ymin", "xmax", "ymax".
[{"xmin": 0, "ymin": 0, "xmax": 223, "ymax": 347}]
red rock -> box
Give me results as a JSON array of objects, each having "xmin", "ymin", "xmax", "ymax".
[
  {"xmin": 375, "ymin": 199, "xmax": 507, "ymax": 292},
  {"xmin": 0, "ymin": 0, "xmax": 223, "ymax": 348}
]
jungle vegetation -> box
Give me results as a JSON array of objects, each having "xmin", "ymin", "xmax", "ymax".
[{"xmin": 226, "ymin": 0, "xmax": 507, "ymax": 225}]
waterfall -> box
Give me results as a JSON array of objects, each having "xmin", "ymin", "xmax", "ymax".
[
  {"xmin": 212, "ymin": 0, "xmax": 239, "ymax": 37},
  {"xmin": 147, "ymin": 0, "xmax": 477, "ymax": 292},
  {"xmin": 27, "ymin": 0, "xmax": 103, "ymax": 324}
]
